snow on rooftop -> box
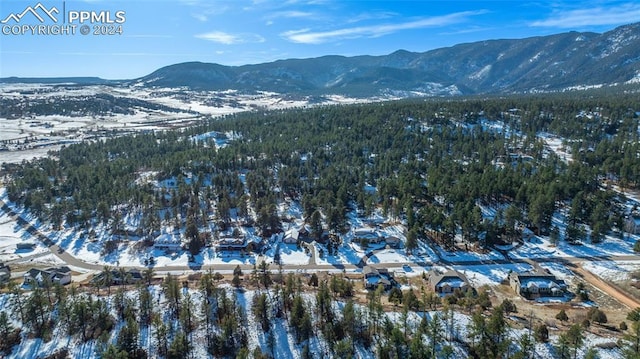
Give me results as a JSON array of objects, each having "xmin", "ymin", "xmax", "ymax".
[
  {"xmin": 520, "ymin": 277, "xmax": 563, "ymax": 290},
  {"xmin": 436, "ymin": 277, "xmax": 466, "ymax": 288}
]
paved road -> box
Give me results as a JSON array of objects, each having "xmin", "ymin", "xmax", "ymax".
[
  {"xmin": 1, "ymin": 199, "xmax": 358, "ymax": 273},
  {"xmin": 4, "ymin": 198, "xmax": 640, "ymax": 277},
  {"xmin": 1, "ymin": 201, "xmax": 104, "ymax": 270}
]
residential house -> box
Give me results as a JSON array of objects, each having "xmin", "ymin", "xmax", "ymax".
[
  {"xmin": 16, "ymin": 242, "xmax": 36, "ymax": 250},
  {"xmin": 23, "ymin": 266, "xmax": 72, "ymax": 287},
  {"xmin": 363, "ymin": 265, "xmax": 394, "ymax": 290},
  {"xmin": 303, "ymin": 226, "xmax": 328, "ymax": 244},
  {"xmin": 283, "ymin": 228, "xmax": 300, "ymax": 244},
  {"xmin": 354, "ymin": 227, "xmax": 383, "ymax": 244},
  {"xmin": 154, "ymin": 233, "xmax": 182, "ymax": 252},
  {"xmin": 428, "ymin": 270, "xmax": 471, "ymax": 295},
  {"xmin": 91, "ymin": 268, "xmax": 144, "ymax": 286},
  {"xmin": 298, "ymin": 226, "xmax": 310, "ymax": 241},
  {"xmin": 217, "ymin": 236, "xmax": 249, "ymax": 251},
  {"xmin": 508, "ymin": 269, "xmax": 567, "ymax": 299},
  {"xmin": 129, "ymin": 268, "xmax": 143, "ymax": 282},
  {"xmin": 385, "ymin": 236, "xmax": 402, "ymax": 249}
]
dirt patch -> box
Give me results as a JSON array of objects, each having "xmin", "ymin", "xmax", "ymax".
[
  {"xmin": 574, "ymin": 264, "xmax": 640, "ymax": 309},
  {"xmin": 489, "ymin": 277, "xmax": 629, "ymax": 337}
]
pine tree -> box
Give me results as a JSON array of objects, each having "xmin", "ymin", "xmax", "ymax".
[
  {"xmin": 534, "ymin": 323, "xmax": 549, "ymax": 343},
  {"xmin": 101, "ymin": 344, "xmax": 129, "ymax": 359},
  {"xmin": 556, "ymin": 309, "xmax": 569, "ymax": 323},
  {"xmin": 565, "ymin": 324, "xmax": 584, "ymax": 359},
  {"xmin": 116, "ymin": 317, "xmax": 140, "ymax": 356},
  {"xmin": 406, "ymin": 227, "xmax": 418, "ymax": 254}
]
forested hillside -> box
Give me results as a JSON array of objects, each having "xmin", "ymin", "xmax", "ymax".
[
  {"xmin": 4, "ymin": 91, "xmax": 640, "ymax": 254},
  {"xmin": 134, "ymin": 22, "xmax": 640, "ymax": 96},
  {"xmin": 1, "ymin": 270, "xmax": 631, "ymax": 358}
]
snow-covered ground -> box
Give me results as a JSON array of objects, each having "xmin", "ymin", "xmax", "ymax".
[
  {"xmin": 452, "ymin": 262, "xmax": 531, "ymax": 287},
  {"xmin": 0, "ymin": 285, "xmax": 625, "ymax": 359},
  {"xmin": 438, "ymin": 241, "xmax": 505, "ymax": 262},
  {"xmin": 539, "ymin": 132, "xmax": 573, "ymax": 162},
  {"xmin": 583, "ymin": 260, "xmax": 640, "ymax": 282},
  {"xmin": 510, "ymin": 208, "xmax": 638, "ymax": 260},
  {"xmin": 0, "ymin": 83, "xmax": 383, "ymax": 164},
  {"xmin": 0, "ymin": 212, "xmax": 48, "ymax": 262}
]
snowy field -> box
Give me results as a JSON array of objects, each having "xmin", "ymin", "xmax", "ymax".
[
  {"xmin": 582, "ymin": 261, "xmax": 640, "ymax": 282},
  {"xmin": 0, "ymin": 83, "xmax": 374, "ymax": 165},
  {"xmin": 452, "ymin": 262, "xmax": 532, "ymax": 287},
  {"xmin": 0, "ymin": 212, "xmax": 48, "ymax": 263}
]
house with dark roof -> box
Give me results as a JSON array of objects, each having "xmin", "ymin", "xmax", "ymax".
[
  {"xmin": 127, "ymin": 268, "xmax": 143, "ymax": 282},
  {"xmin": 91, "ymin": 268, "xmax": 144, "ymax": 286},
  {"xmin": 16, "ymin": 242, "xmax": 36, "ymax": 250},
  {"xmin": 428, "ymin": 270, "xmax": 472, "ymax": 295},
  {"xmin": 363, "ymin": 265, "xmax": 395, "ymax": 290},
  {"xmin": 23, "ymin": 266, "xmax": 71, "ymax": 287},
  {"xmin": 354, "ymin": 227, "xmax": 402, "ymax": 248},
  {"xmin": 384, "ymin": 236, "xmax": 402, "ymax": 249},
  {"xmin": 508, "ymin": 269, "xmax": 567, "ymax": 299},
  {"xmin": 217, "ymin": 236, "xmax": 249, "ymax": 251}
]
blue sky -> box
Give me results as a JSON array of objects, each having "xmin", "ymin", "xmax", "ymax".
[{"xmin": 2, "ymin": 0, "xmax": 640, "ymax": 79}]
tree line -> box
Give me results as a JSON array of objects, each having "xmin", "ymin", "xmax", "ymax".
[
  {"xmin": 3, "ymin": 269, "xmax": 638, "ymax": 358},
  {"xmin": 4, "ymin": 92, "xmax": 640, "ymax": 252}
]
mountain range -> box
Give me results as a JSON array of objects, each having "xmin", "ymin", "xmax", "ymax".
[{"xmin": 3, "ymin": 22, "xmax": 640, "ymax": 97}]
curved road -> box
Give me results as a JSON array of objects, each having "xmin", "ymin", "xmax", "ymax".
[
  {"xmin": 1, "ymin": 200, "xmax": 357, "ymax": 272},
  {"xmin": 4, "ymin": 199, "xmax": 640, "ymax": 285}
]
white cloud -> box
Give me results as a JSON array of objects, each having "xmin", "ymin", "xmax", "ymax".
[
  {"xmin": 531, "ymin": 3, "xmax": 640, "ymax": 28},
  {"xmin": 180, "ymin": 1, "xmax": 229, "ymax": 22},
  {"xmin": 125, "ymin": 34, "xmax": 175, "ymax": 39},
  {"xmin": 192, "ymin": 13, "xmax": 208, "ymax": 22},
  {"xmin": 195, "ymin": 31, "xmax": 265, "ymax": 44},
  {"xmin": 439, "ymin": 26, "xmax": 494, "ymax": 36},
  {"xmin": 281, "ymin": 10, "xmax": 488, "ymax": 44},
  {"xmin": 178, "ymin": 0, "xmax": 204, "ymax": 5},
  {"xmin": 268, "ymin": 10, "xmax": 314, "ymax": 19},
  {"xmin": 346, "ymin": 11, "xmax": 397, "ymax": 24}
]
